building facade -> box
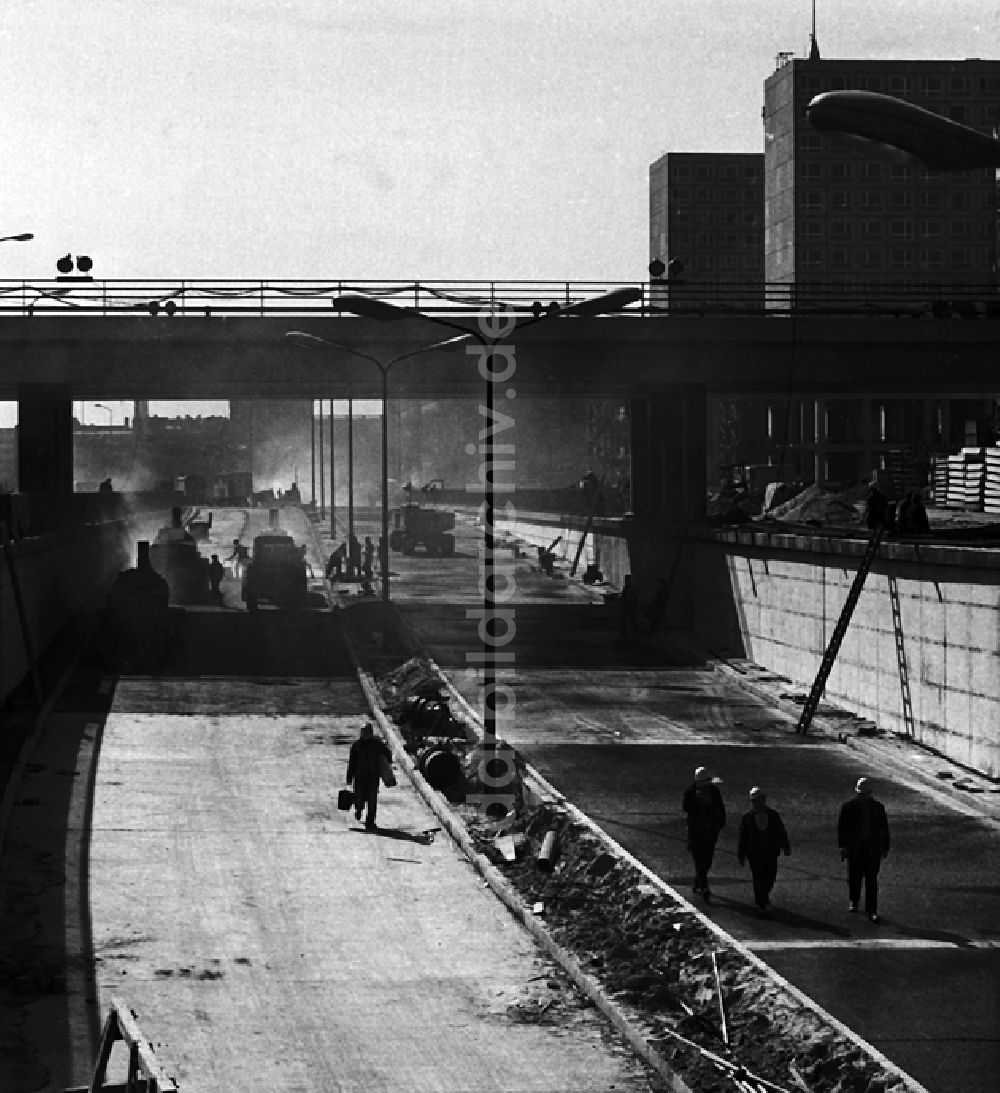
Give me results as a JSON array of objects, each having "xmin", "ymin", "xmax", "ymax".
[
  {"xmin": 763, "ymin": 57, "xmax": 1000, "ymax": 296},
  {"xmin": 649, "ymin": 151, "xmax": 764, "ymax": 305}
]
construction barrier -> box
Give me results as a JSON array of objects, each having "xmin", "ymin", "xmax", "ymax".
[{"xmin": 65, "ymin": 996, "xmax": 178, "ymax": 1093}]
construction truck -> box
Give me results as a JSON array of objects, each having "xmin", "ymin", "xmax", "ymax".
[
  {"xmin": 241, "ymin": 532, "xmax": 308, "ymax": 612},
  {"xmin": 389, "ymin": 502, "xmax": 456, "ymax": 556}
]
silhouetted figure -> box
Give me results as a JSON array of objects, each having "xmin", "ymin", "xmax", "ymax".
[
  {"xmin": 363, "ymin": 536, "xmax": 375, "ymax": 579},
  {"xmin": 619, "ymin": 574, "xmax": 641, "ymax": 640},
  {"xmin": 737, "ymin": 787, "xmax": 791, "ymax": 917},
  {"xmin": 300, "ymin": 544, "xmax": 314, "ymax": 579},
  {"xmin": 226, "ymin": 539, "xmax": 250, "ymax": 581},
  {"xmin": 326, "ymin": 543, "xmax": 346, "ymax": 580},
  {"xmin": 208, "ymin": 554, "xmax": 225, "ymax": 604},
  {"xmin": 98, "ymin": 477, "xmax": 114, "ymax": 493},
  {"xmin": 864, "ymin": 484, "xmax": 889, "ymax": 531},
  {"xmin": 910, "ymin": 493, "xmax": 930, "ymax": 535},
  {"xmin": 682, "ymin": 766, "xmax": 726, "ymax": 904},
  {"xmin": 838, "ymin": 776, "xmax": 890, "ymax": 924},
  {"xmin": 346, "ymin": 722, "xmax": 392, "ymax": 830},
  {"xmin": 348, "ymin": 534, "xmax": 362, "ymax": 579}
]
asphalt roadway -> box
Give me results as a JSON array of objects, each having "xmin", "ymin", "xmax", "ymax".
[{"xmin": 368, "ymin": 509, "xmax": 1000, "ymax": 1093}]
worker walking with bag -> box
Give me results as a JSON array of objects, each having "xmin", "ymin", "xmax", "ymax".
[{"xmin": 346, "ymin": 722, "xmax": 393, "ymax": 830}]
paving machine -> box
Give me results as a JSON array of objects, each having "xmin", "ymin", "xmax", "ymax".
[
  {"xmin": 389, "ymin": 502, "xmax": 456, "ymax": 556},
  {"xmin": 149, "ymin": 507, "xmax": 210, "ymax": 603},
  {"xmin": 103, "ymin": 541, "xmax": 178, "ymax": 669}
]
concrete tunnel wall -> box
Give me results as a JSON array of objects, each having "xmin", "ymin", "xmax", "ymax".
[
  {"xmin": 497, "ymin": 510, "xmax": 1000, "ymax": 780},
  {"xmin": 0, "ymin": 520, "xmax": 133, "ymax": 702}
]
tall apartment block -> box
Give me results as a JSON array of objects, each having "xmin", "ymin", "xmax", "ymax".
[
  {"xmin": 648, "ymin": 152, "xmax": 764, "ymax": 303},
  {"xmin": 763, "ymin": 57, "xmax": 1000, "ymax": 296}
]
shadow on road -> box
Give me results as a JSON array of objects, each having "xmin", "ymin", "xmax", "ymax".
[
  {"xmin": 110, "ymin": 608, "xmax": 354, "ymax": 679},
  {"xmin": 350, "ymin": 826, "xmax": 437, "ymax": 845}
]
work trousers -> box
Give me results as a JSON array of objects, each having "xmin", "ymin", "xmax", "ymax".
[
  {"xmin": 847, "ymin": 848, "xmax": 882, "ymax": 913},
  {"xmin": 749, "ymin": 855, "xmax": 779, "ymax": 908},
  {"xmin": 353, "ymin": 776, "xmax": 380, "ymax": 827},
  {"xmin": 690, "ymin": 836, "xmax": 718, "ymax": 891}
]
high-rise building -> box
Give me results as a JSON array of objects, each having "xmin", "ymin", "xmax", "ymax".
[
  {"xmin": 762, "ymin": 56, "xmax": 1000, "ymax": 297},
  {"xmin": 649, "ymin": 152, "xmax": 764, "ymax": 302}
]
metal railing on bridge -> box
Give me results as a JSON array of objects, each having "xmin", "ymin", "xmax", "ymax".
[{"xmin": 1, "ymin": 278, "xmax": 998, "ymax": 319}]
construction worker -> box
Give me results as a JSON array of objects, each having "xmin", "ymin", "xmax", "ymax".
[
  {"xmin": 737, "ymin": 787, "xmax": 791, "ymax": 918},
  {"xmin": 207, "ymin": 554, "xmax": 225, "ymax": 604},
  {"xmin": 682, "ymin": 766, "xmax": 726, "ymax": 904},
  {"xmin": 326, "ymin": 543, "xmax": 346, "ymax": 581},
  {"xmin": 348, "ymin": 533, "xmax": 362, "ymax": 579},
  {"xmin": 838, "ymin": 776, "xmax": 890, "ymax": 924},
  {"xmin": 346, "ymin": 723, "xmax": 392, "ymax": 830},
  {"xmin": 226, "ymin": 538, "xmax": 250, "ymax": 581},
  {"xmin": 363, "ymin": 536, "xmax": 375, "ymax": 579},
  {"xmin": 619, "ymin": 574, "xmax": 641, "ymax": 640}
]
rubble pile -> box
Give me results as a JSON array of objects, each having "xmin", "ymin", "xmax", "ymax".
[
  {"xmin": 762, "ymin": 483, "xmax": 869, "ymax": 526},
  {"xmin": 460, "ymin": 799, "xmax": 912, "ymax": 1093}
]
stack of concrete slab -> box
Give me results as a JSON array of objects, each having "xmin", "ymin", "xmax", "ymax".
[
  {"xmin": 985, "ymin": 447, "xmax": 1000, "ymax": 514},
  {"xmin": 930, "ymin": 455, "xmax": 949, "ymax": 505},
  {"xmin": 944, "ymin": 448, "xmax": 985, "ymax": 510}
]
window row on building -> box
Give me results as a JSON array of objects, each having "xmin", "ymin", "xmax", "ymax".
[
  {"xmin": 799, "ymin": 219, "xmax": 996, "ymax": 240},
  {"xmin": 797, "ymin": 73, "xmax": 1000, "ymax": 97},
  {"xmin": 665, "ymin": 187, "xmax": 762, "ymax": 206},
  {"xmin": 798, "ymin": 246, "xmax": 995, "ymax": 269}
]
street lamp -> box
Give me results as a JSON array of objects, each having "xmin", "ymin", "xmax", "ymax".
[
  {"xmin": 329, "ymin": 286, "xmax": 642, "ymax": 760},
  {"xmin": 0, "ymin": 233, "xmax": 33, "ymax": 243},
  {"xmin": 285, "ymin": 330, "xmax": 471, "ymax": 610},
  {"xmin": 94, "ymin": 403, "xmax": 113, "ymax": 426}
]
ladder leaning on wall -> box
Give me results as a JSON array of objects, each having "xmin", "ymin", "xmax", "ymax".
[{"xmin": 795, "ymin": 527, "xmax": 884, "ymax": 737}]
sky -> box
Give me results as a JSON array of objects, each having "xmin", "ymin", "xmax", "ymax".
[{"xmin": 1, "ymin": 1, "xmax": 997, "ymax": 425}]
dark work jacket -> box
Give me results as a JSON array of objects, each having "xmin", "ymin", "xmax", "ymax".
[
  {"xmin": 737, "ymin": 807, "xmax": 790, "ymax": 863},
  {"xmin": 347, "ymin": 736, "xmax": 390, "ymax": 785},
  {"xmin": 837, "ymin": 795, "xmax": 890, "ymax": 857},
  {"xmin": 682, "ymin": 783, "xmax": 726, "ymax": 844}
]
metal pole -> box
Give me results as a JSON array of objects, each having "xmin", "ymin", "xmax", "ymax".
[
  {"xmin": 347, "ymin": 398, "xmax": 355, "ymax": 544},
  {"xmin": 381, "ymin": 367, "xmax": 390, "ymax": 606},
  {"xmin": 310, "ymin": 400, "xmax": 316, "ymax": 510},
  {"xmin": 334, "ymin": 400, "xmax": 343, "ymax": 539},
  {"xmin": 318, "ymin": 398, "xmax": 325, "ymax": 520}
]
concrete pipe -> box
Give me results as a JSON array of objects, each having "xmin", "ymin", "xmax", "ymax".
[{"xmin": 537, "ymin": 830, "xmax": 560, "ymax": 872}]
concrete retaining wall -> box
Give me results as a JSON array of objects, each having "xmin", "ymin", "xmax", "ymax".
[
  {"xmin": 0, "ymin": 520, "xmax": 132, "ymax": 701},
  {"xmin": 495, "ymin": 509, "xmax": 1000, "ymax": 780},
  {"xmin": 694, "ymin": 530, "xmax": 1000, "ymax": 779}
]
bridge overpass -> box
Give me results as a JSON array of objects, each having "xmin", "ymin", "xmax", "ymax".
[
  {"xmin": 2, "ymin": 276, "xmax": 1000, "ymax": 399},
  {"xmin": 3, "ymin": 277, "xmax": 999, "ymax": 512}
]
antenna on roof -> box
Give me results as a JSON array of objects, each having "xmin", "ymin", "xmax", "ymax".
[{"xmin": 809, "ymin": 0, "xmax": 821, "ymax": 59}]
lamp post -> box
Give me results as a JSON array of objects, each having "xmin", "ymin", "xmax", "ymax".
[
  {"xmin": 0, "ymin": 233, "xmax": 33, "ymax": 243},
  {"xmin": 327, "ymin": 287, "xmax": 642, "ymax": 757},
  {"xmin": 94, "ymin": 403, "xmax": 113, "ymax": 426},
  {"xmin": 285, "ymin": 330, "xmax": 471, "ymax": 609}
]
